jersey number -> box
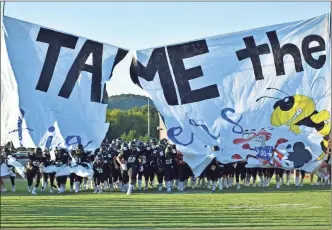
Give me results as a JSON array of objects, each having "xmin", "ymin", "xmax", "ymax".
[
  {"xmin": 96, "ymin": 168, "xmax": 103, "ymax": 173},
  {"xmin": 166, "ymin": 159, "xmax": 172, "ymax": 165},
  {"xmin": 75, "ymin": 157, "xmax": 81, "ymax": 163},
  {"xmin": 128, "ymin": 156, "xmax": 136, "ymax": 163}
]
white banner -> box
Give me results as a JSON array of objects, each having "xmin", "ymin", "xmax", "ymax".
[
  {"xmin": 1, "ymin": 16, "xmax": 128, "ymax": 150},
  {"xmin": 131, "ymin": 14, "xmax": 331, "ymax": 177}
]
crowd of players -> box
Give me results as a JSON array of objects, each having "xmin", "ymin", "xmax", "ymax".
[{"xmin": 1, "ymin": 138, "xmax": 331, "ymax": 195}]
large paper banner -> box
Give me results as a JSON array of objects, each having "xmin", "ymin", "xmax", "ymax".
[
  {"xmin": 131, "ymin": 14, "xmax": 331, "ymax": 177},
  {"xmin": 1, "ymin": 16, "xmax": 128, "ymax": 150}
]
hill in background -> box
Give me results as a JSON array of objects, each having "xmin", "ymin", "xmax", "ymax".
[{"xmin": 107, "ymin": 94, "xmax": 156, "ymax": 110}]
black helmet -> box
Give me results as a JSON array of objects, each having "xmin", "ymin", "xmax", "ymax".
[
  {"xmin": 111, "ymin": 139, "xmax": 116, "ymax": 144},
  {"xmin": 150, "ymin": 138, "xmax": 158, "ymax": 145},
  {"xmin": 77, "ymin": 144, "xmax": 84, "ymax": 150},
  {"xmin": 3, "ymin": 147, "xmax": 9, "ymax": 153},
  {"xmin": 137, "ymin": 141, "xmax": 144, "ymax": 150},
  {"xmin": 158, "ymin": 143, "xmax": 166, "ymax": 150},
  {"xmin": 116, "ymin": 138, "xmax": 123, "ymax": 144},
  {"xmin": 34, "ymin": 147, "xmax": 42, "ymax": 154},
  {"xmin": 110, "ymin": 143, "xmax": 116, "ymax": 149},
  {"xmin": 165, "ymin": 145, "xmax": 172, "ymax": 155},
  {"xmin": 161, "ymin": 138, "xmax": 168, "ymax": 145},
  {"xmin": 129, "ymin": 141, "xmax": 137, "ymax": 150},
  {"xmin": 121, "ymin": 142, "xmax": 129, "ymax": 151},
  {"xmin": 97, "ymin": 153, "xmax": 103, "ymax": 160},
  {"xmin": 42, "ymin": 149, "xmax": 50, "ymax": 156}
]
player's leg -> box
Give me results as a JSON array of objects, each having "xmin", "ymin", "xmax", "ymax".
[
  {"xmin": 121, "ymin": 168, "xmax": 129, "ymax": 192},
  {"xmin": 69, "ymin": 173, "xmax": 75, "ymax": 192},
  {"xmin": 31, "ymin": 171, "xmax": 41, "ymax": 195},
  {"xmin": 49, "ymin": 172, "xmax": 56, "ymax": 193},
  {"xmin": 279, "ymin": 169, "xmax": 284, "ymax": 185},
  {"xmin": 127, "ymin": 167, "xmax": 137, "ymax": 195},
  {"xmin": 258, "ymin": 168, "xmax": 264, "ymax": 187},
  {"xmin": 240, "ymin": 164, "xmax": 246, "ymax": 186},
  {"xmin": 26, "ymin": 171, "xmax": 34, "ymax": 193},
  {"xmin": 108, "ymin": 165, "xmax": 114, "ymax": 191},
  {"xmin": 285, "ymin": 170, "xmax": 291, "ymax": 185},
  {"xmin": 41, "ymin": 173, "xmax": 49, "ymax": 192},
  {"xmin": 137, "ymin": 170, "xmax": 143, "ymax": 190},
  {"xmin": 143, "ymin": 165, "xmax": 150, "ymax": 190},
  {"xmin": 235, "ymin": 164, "xmax": 241, "ymax": 189},
  {"xmin": 294, "ymin": 170, "xmax": 300, "ymax": 186},
  {"xmin": 275, "ymin": 168, "xmax": 280, "ymax": 189},
  {"xmin": 251, "ymin": 168, "xmax": 258, "ymax": 187},
  {"xmin": 299, "ymin": 170, "xmax": 305, "ymax": 186},
  {"xmin": 156, "ymin": 170, "xmax": 164, "ymax": 191}
]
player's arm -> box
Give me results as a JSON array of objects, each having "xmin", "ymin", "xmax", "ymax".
[{"xmin": 117, "ymin": 152, "xmax": 124, "ymax": 165}]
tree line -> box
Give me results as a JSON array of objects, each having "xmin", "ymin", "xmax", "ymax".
[{"xmin": 105, "ymin": 105, "xmax": 159, "ymax": 142}]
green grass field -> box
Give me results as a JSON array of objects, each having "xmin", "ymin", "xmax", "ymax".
[{"xmin": 1, "ymin": 179, "xmax": 331, "ymax": 229}]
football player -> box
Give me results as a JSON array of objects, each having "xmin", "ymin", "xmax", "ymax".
[
  {"xmin": 164, "ymin": 145, "xmax": 176, "ymax": 192},
  {"xmin": 117, "ymin": 141, "xmax": 140, "ymax": 195},
  {"xmin": 72, "ymin": 144, "xmax": 89, "ymax": 193},
  {"xmin": 25, "ymin": 148, "xmax": 43, "ymax": 195},
  {"xmin": 175, "ymin": 145, "xmax": 186, "ymax": 191},
  {"xmin": 101, "ymin": 146, "xmax": 114, "ymax": 191},
  {"xmin": 1, "ymin": 147, "xmax": 16, "ymax": 192},
  {"xmin": 235, "ymin": 160, "xmax": 247, "ymax": 190},
  {"xmin": 93, "ymin": 154, "xmax": 104, "ymax": 193},
  {"xmin": 55, "ymin": 148, "xmax": 70, "ymax": 193},
  {"xmin": 142, "ymin": 141, "xmax": 155, "ymax": 190},
  {"xmin": 136, "ymin": 141, "xmax": 146, "ymax": 190},
  {"xmin": 156, "ymin": 141, "xmax": 166, "ymax": 191},
  {"xmin": 40, "ymin": 149, "xmax": 56, "ymax": 193}
]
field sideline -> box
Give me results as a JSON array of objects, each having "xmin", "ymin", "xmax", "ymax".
[{"xmin": 1, "ymin": 179, "xmax": 331, "ymax": 229}]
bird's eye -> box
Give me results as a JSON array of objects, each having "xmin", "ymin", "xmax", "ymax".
[{"xmin": 242, "ymin": 133, "xmax": 250, "ymax": 139}]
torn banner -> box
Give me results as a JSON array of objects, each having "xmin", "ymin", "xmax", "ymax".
[
  {"xmin": 131, "ymin": 14, "xmax": 331, "ymax": 177},
  {"xmin": 1, "ymin": 16, "xmax": 128, "ymax": 150}
]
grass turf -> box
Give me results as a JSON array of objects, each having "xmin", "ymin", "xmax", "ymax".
[{"xmin": 0, "ymin": 179, "xmax": 331, "ymax": 229}]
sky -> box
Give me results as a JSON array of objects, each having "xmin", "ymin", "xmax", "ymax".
[{"xmin": 3, "ymin": 2, "xmax": 330, "ymax": 96}]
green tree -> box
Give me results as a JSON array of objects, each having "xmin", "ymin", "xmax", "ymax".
[{"xmin": 105, "ymin": 105, "xmax": 159, "ymax": 141}]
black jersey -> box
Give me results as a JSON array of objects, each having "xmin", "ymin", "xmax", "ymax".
[
  {"xmin": 73, "ymin": 151, "xmax": 88, "ymax": 165},
  {"xmin": 118, "ymin": 149, "xmax": 139, "ymax": 168},
  {"xmin": 93, "ymin": 160, "xmax": 104, "ymax": 174},
  {"xmin": 156, "ymin": 149, "xmax": 166, "ymax": 170},
  {"xmin": 41, "ymin": 153, "xmax": 54, "ymax": 167},
  {"xmin": 164, "ymin": 152, "xmax": 175, "ymax": 169},
  {"xmin": 27, "ymin": 153, "xmax": 43, "ymax": 171},
  {"xmin": 101, "ymin": 150, "xmax": 113, "ymax": 165},
  {"xmin": 55, "ymin": 150, "xmax": 70, "ymax": 166}
]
